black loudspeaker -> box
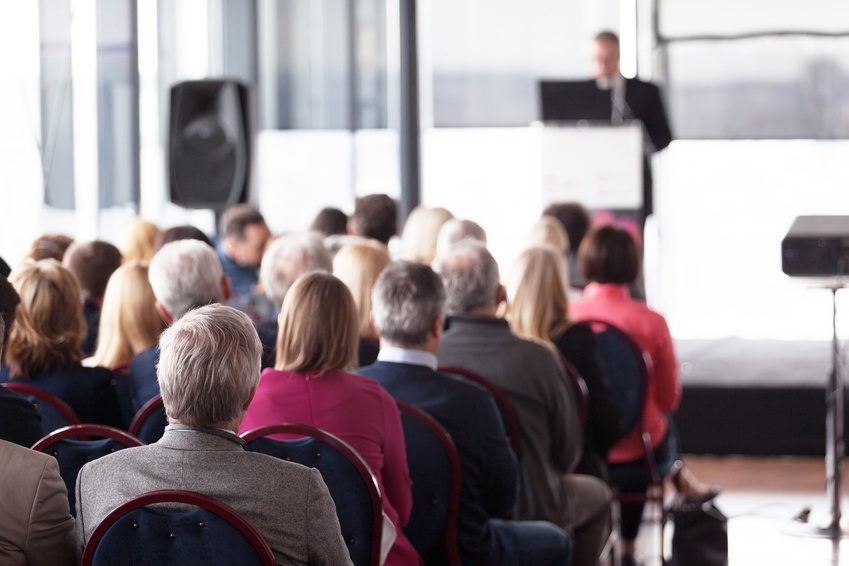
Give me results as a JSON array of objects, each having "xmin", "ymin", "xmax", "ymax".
[{"xmin": 168, "ymin": 80, "xmax": 254, "ymax": 210}]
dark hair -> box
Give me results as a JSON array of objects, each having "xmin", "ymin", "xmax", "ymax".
[
  {"xmin": 219, "ymin": 205, "xmax": 266, "ymax": 241},
  {"xmin": 543, "ymin": 202, "xmax": 591, "ymax": 252},
  {"xmin": 310, "ymin": 207, "xmax": 349, "ymax": 236},
  {"xmin": 27, "ymin": 234, "xmax": 74, "ymax": 262},
  {"xmin": 0, "ymin": 275, "xmax": 20, "ymax": 354},
  {"xmin": 595, "ymin": 30, "xmax": 620, "ymax": 46},
  {"xmin": 579, "ymin": 225, "xmax": 640, "ymax": 284},
  {"xmin": 63, "ymin": 240, "xmax": 123, "ymax": 303},
  {"xmin": 155, "ymin": 225, "xmax": 214, "ymax": 252},
  {"xmin": 351, "ymin": 194, "xmax": 397, "ymax": 244}
]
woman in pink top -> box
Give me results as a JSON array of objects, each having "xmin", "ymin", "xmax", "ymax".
[
  {"xmin": 240, "ymin": 272, "xmax": 418, "ymax": 566},
  {"xmin": 570, "ymin": 225, "xmax": 716, "ymax": 564}
]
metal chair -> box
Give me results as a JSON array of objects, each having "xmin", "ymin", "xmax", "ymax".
[
  {"xmin": 128, "ymin": 393, "xmax": 168, "ymax": 444},
  {"xmin": 396, "ymin": 400, "xmax": 462, "ymax": 566},
  {"xmin": 80, "ymin": 489, "xmax": 276, "ymax": 566},
  {"xmin": 241, "ymin": 423, "xmax": 382, "ymax": 566},
  {"xmin": 2, "ymin": 382, "xmax": 81, "ymax": 436},
  {"xmin": 32, "ymin": 424, "xmax": 144, "ymax": 516}
]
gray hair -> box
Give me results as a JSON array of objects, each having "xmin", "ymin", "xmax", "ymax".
[
  {"xmin": 372, "ymin": 261, "xmax": 445, "ymax": 346},
  {"xmin": 148, "ymin": 239, "xmax": 224, "ymax": 320},
  {"xmin": 157, "ymin": 303, "xmax": 261, "ymax": 427},
  {"xmin": 435, "ymin": 219, "xmax": 487, "ymax": 260},
  {"xmin": 433, "ymin": 241, "xmax": 500, "ymax": 314},
  {"xmin": 260, "ymin": 232, "xmax": 333, "ymax": 309}
]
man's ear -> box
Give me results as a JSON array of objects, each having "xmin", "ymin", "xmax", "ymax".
[
  {"xmin": 155, "ymin": 301, "xmax": 174, "ymax": 325},
  {"xmin": 369, "ymin": 311, "xmax": 379, "ymax": 338},
  {"xmin": 430, "ymin": 315, "xmax": 443, "ymax": 340},
  {"xmin": 242, "ymin": 385, "xmax": 257, "ymax": 411},
  {"xmin": 495, "ymin": 284, "xmax": 506, "ymax": 307},
  {"xmin": 221, "ymin": 275, "xmax": 233, "ymax": 304}
]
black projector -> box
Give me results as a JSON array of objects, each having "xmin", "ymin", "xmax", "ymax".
[{"xmin": 782, "ymin": 216, "xmax": 849, "ymax": 276}]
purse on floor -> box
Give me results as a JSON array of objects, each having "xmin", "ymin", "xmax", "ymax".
[{"xmin": 668, "ymin": 500, "xmax": 729, "ymax": 566}]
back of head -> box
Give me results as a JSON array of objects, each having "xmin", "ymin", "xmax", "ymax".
[
  {"xmin": 435, "ymin": 218, "xmax": 487, "ymax": 259},
  {"xmin": 120, "ymin": 219, "xmax": 161, "ymax": 263},
  {"xmin": 310, "ymin": 207, "xmax": 349, "ymax": 236},
  {"xmin": 155, "ymin": 225, "xmax": 214, "ymax": 252},
  {"xmin": 332, "ymin": 241, "xmax": 391, "ymax": 336},
  {"xmin": 260, "ymin": 232, "xmax": 333, "ymax": 310},
  {"xmin": 0, "ymin": 275, "xmax": 20, "ymax": 358},
  {"xmin": 433, "ymin": 241, "xmax": 500, "ymax": 314},
  {"xmin": 579, "ymin": 225, "xmax": 640, "ymax": 285},
  {"xmin": 372, "ymin": 261, "xmax": 445, "ymax": 347},
  {"xmin": 543, "ymin": 202, "xmax": 591, "ymax": 253},
  {"xmin": 507, "ymin": 245, "xmax": 570, "ymax": 345},
  {"xmin": 351, "ymin": 194, "xmax": 397, "ymax": 244},
  {"xmin": 149, "ymin": 240, "xmax": 224, "ymax": 320},
  {"xmin": 158, "ymin": 304, "xmax": 261, "ymax": 428},
  {"xmin": 276, "ymin": 272, "xmax": 358, "ymax": 374},
  {"xmin": 63, "ymin": 240, "xmax": 123, "ymax": 304},
  {"xmin": 524, "ymin": 216, "xmax": 570, "ymax": 254},
  {"xmin": 220, "ymin": 204, "xmax": 267, "ymax": 241},
  {"xmin": 27, "ymin": 234, "xmax": 74, "ymax": 262},
  {"xmin": 400, "ymin": 206, "xmax": 454, "ymax": 264},
  {"xmin": 7, "ymin": 260, "xmax": 86, "ymax": 378}
]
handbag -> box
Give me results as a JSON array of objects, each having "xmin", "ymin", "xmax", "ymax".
[{"xmin": 668, "ymin": 500, "xmax": 729, "ymax": 566}]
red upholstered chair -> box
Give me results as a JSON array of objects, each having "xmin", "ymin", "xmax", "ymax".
[
  {"xmin": 2, "ymin": 382, "xmax": 81, "ymax": 436},
  {"xmin": 80, "ymin": 489, "xmax": 276, "ymax": 566}
]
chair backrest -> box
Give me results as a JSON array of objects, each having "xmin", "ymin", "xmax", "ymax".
[
  {"xmin": 32, "ymin": 424, "xmax": 145, "ymax": 516},
  {"xmin": 128, "ymin": 393, "xmax": 168, "ymax": 444},
  {"xmin": 241, "ymin": 423, "xmax": 382, "ymax": 566},
  {"xmin": 2, "ymin": 382, "xmax": 81, "ymax": 435},
  {"xmin": 81, "ymin": 489, "xmax": 276, "ymax": 566},
  {"xmin": 560, "ymin": 356, "xmax": 589, "ymax": 433},
  {"xmin": 396, "ymin": 400, "xmax": 462, "ymax": 566},
  {"xmin": 438, "ymin": 365, "xmax": 522, "ymax": 457}
]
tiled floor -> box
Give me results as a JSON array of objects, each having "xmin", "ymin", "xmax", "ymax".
[{"xmin": 632, "ymin": 456, "xmax": 849, "ymax": 566}]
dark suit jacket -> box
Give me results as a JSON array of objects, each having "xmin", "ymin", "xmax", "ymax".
[
  {"xmin": 129, "ymin": 345, "xmax": 160, "ymax": 409},
  {"xmin": 623, "ymin": 77, "xmax": 672, "ymax": 153},
  {"xmin": 358, "ymin": 360, "xmax": 518, "ymax": 566},
  {"xmin": 0, "ymin": 386, "xmax": 43, "ymax": 447}
]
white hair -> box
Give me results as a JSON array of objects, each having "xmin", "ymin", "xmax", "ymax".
[
  {"xmin": 435, "ymin": 218, "xmax": 487, "ymax": 260},
  {"xmin": 157, "ymin": 304, "xmax": 261, "ymax": 427},
  {"xmin": 148, "ymin": 239, "xmax": 224, "ymax": 320},
  {"xmin": 433, "ymin": 241, "xmax": 500, "ymax": 314},
  {"xmin": 260, "ymin": 232, "xmax": 333, "ymax": 309}
]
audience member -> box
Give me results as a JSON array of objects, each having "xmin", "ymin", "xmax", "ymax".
[
  {"xmin": 360, "ymin": 261, "xmax": 572, "ymax": 566},
  {"xmin": 399, "ymin": 206, "xmax": 454, "ymax": 265},
  {"xmin": 0, "ymin": 256, "xmax": 10, "ymax": 278},
  {"xmin": 63, "ymin": 240, "xmax": 123, "ymax": 355},
  {"xmin": 435, "ymin": 218, "xmax": 487, "ymax": 259},
  {"xmin": 524, "ymin": 216, "xmax": 569, "ymax": 256},
  {"xmin": 570, "ymin": 225, "xmax": 716, "ymax": 564},
  {"xmin": 154, "ymin": 224, "xmax": 214, "ymax": 252},
  {"xmin": 129, "ymin": 239, "xmax": 232, "ymax": 407},
  {"xmin": 324, "ymin": 233, "xmax": 367, "ymax": 258},
  {"xmin": 349, "ymin": 194, "xmax": 397, "ymax": 245},
  {"xmin": 240, "ymin": 272, "xmax": 419, "ymax": 565},
  {"xmin": 0, "ymin": 437, "xmax": 76, "ymax": 565},
  {"xmin": 119, "ymin": 219, "xmax": 161, "ymax": 263},
  {"xmin": 0, "ymin": 260, "xmax": 133, "ymax": 428},
  {"xmin": 89, "ymin": 261, "xmax": 165, "ymax": 371},
  {"xmin": 435, "ymin": 242, "xmax": 610, "ymax": 566},
  {"xmin": 332, "ymin": 241, "xmax": 391, "ymax": 366},
  {"xmin": 26, "ymin": 234, "xmax": 74, "ymax": 262},
  {"xmin": 310, "ymin": 207, "xmax": 349, "ymax": 236},
  {"xmin": 506, "ymin": 245, "xmax": 620, "ymax": 480},
  {"xmin": 217, "ymin": 205, "xmax": 272, "ymax": 298},
  {"xmin": 75, "ymin": 304, "xmax": 352, "ymax": 565},
  {"xmin": 544, "ymin": 202, "xmax": 592, "ymax": 289}
]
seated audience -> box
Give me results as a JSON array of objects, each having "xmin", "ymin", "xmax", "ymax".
[
  {"xmin": 63, "ymin": 240, "xmax": 123, "ymax": 355},
  {"xmin": 435, "ymin": 218, "xmax": 487, "ymax": 259},
  {"xmin": 332, "ymin": 241, "xmax": 392, "ymax": 366},
  {"xmin": 360, "ymin": 261, "xmax": 572, "ymax": 566},
  {"xmin": 544, "ymin": 202, "xmax": 592, "ymax": 289},
  {"xmin": 217, "ymin": 205, "xmax": 272, "ymax": 298},
  {"xmin": 310, "ymin": 207, "xmax": 349, "ymax": 236},
  {"xmin": 570, "ymin": 225, "xmax": 716, "ymax": 564},
  {"xmin": 348, "ymin": 194, "xmax": 398, "ymax": 245},
  {"xmin": 129, "ymin": 240, "xmax": 232, "ymax": 407},
  {"xmin": 400, "ymin": 206, "xmax": 453, "ymax": 265},
  {"xmin": 154, "ymin": 224, "xmax": 214, "ymax": 252},
  {"xmin": 76, "ymin": 304, "xmax": 352, "ymax": 565},
  {"xmin": 26, "ymin": 234, "xmax": 74, "ymax": 262},
  {"xmin": 88, "ymin": 261, "xmax": 165, "ymax": 371},
  {"xmin": 435, "ymin": 242, "xmax": 610, "ymax": 566},
  {"xmin": 506, "ymin": 245, "xmax": 620, "ymax": 480},
  {"xmin": 240, "ymin": 272, "xmax": 419, "ymax": 566},
  {"xmin": 524, "ymin": 216, "xmax": 569, "ymax": 256},
  {"xmin": 119, "ymin": 219, "xmax": 161, "ymax": 263},
  {"xmin": 0, "ymin": 260, "xmax": 133, "ymax": 428}
]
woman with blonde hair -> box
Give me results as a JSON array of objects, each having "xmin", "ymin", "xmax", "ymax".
[
  {"xmin": 120, "ymin": 219, "xmax": 161, "ymax": 263},
  {"xmin": 507, "ymin": 244, "xmax": 620, "ymax": 480},
  {"xmin": 89, "ymin": 261, "xmax": 166, "ymax": 371},
  {"xmin": 523, "ymin": 216, "xmax": 570, "ymax": 255},
  {"xmin": 0, "ymin": 260, "xmax": 134, "ymax": 428},
  {"xmin": 399, "ymin": 205, "xmax": 453, "ymax": 264},
  {"xmin": 240, "ymin": 272, "xmax": 418, "ymax": 566}
]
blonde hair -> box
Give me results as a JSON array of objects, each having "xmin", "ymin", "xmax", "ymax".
[
  {"xmin": 524, "ymin": 216, "xmax": 570, "ymax": 254},
  {"xmin": 333, "ymin": 241, "xmax": 391, "ymax": 338},
  {"xmin": 120, "ymin": 219, "xmax": 161, "ymax": 263},
  {"xmin": 400, "ymin": 206, "xmax": 454, "ymax": 264},
  {"xmin": 506, "ymin": 245, "xmax": 572, "ymax": 348},
  {"xmin": 7, "ymin": 260, "xmax": 87, "ymax": 379},
  {"xmin": 91, "ymin": 261, "xmax": 166, "ymax": 369},
  {"xmin": 276, "ymin": 272, "xmax": 359, "ymax": 375}
]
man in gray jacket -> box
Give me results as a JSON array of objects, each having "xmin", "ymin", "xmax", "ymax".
[
  {"xmin": 436, "ymin": 242, "xmax": 610, "ymax": 566},
  {"xmin": 76, "ymin": 304, "xmax": 352, "ymax": 565}
]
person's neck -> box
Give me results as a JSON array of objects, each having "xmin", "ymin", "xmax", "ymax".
[
  {"xmin": 465, "ymin": 306, "xmax": 498, "ymax": 317},
  {"xmin": 383, "ymin": 341, "xmax": 438, "ymax": 356},
  {"xmin": 170, "ymin": 419, "xmax": 240, "ymax": 434}
]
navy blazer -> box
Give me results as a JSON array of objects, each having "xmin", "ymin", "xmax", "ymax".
[
  {"xmin": 0, "ymin": 386, "xmax": 43, "ymax": 447},
  {"xmin": 129, "ymin": 345, "xmax": 160, "ymax": 409},
  {"xmin": 358, "ymin": 360, "xmax": 518, "ymax": 566}
]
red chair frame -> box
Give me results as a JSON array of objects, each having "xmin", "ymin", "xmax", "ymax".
[
  {"xmin": 128, "ymin": 393, "xmax": 166, "ymax": 438},
  {"xmin": 2, "ymin": 382, "xmax": 81, "ymax": 431},
  {"xmin": 32, "ymin": 423, "xmax": 145, "ymax": 451},
  {"xmin": 80, "ymin": 489, "xmax": 277, "ymax": 566}
]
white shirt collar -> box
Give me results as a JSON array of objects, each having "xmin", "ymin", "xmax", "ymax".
[{"xmin": 377, "ymin": 347, "xmax": 438, "ymax": 371}]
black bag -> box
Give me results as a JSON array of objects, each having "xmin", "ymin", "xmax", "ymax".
[{"xmin": 668, "ymin": 500, "xmax": 729, "ymax": 566}]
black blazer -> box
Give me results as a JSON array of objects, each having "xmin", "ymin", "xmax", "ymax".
[
  {"xmin": 0, "ymin": 386, "xmax": 43, "ymax": 447},
  {"xmin": 623, "ymin": 77, "xmax": 673, "ymax": 153}
]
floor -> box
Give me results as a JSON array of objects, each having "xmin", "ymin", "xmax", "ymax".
[{"xmin": 632, "ymin": 456, "xmax": 849, "ymax": 565}]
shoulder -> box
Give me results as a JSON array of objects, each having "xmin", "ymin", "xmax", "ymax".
[{"xmin": 0, "ymin": 438, "xmax": 53, "ymax": 467}]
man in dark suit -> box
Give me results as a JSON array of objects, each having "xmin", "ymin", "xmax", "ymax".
[
  {"xmin": 592, "ymin": 30, "xmax": 672, "ymax": 220},
  {"xmin": 359, "ymin": 261, "xmax": 571, "ymax": 566}
]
